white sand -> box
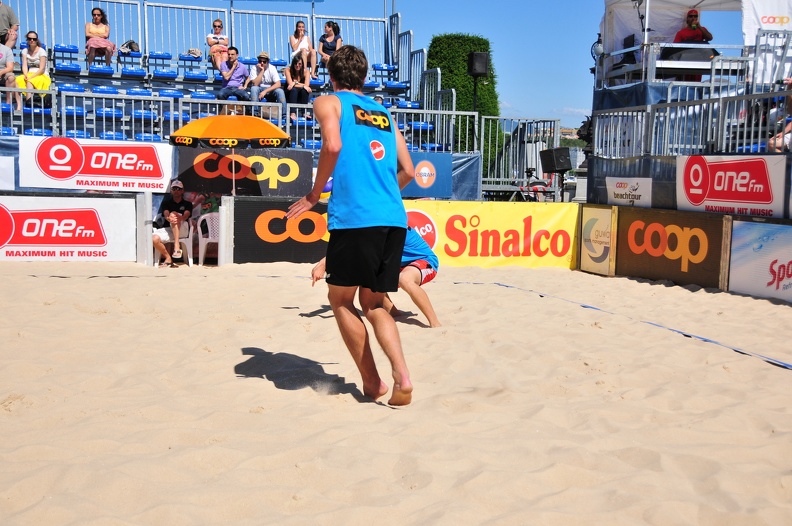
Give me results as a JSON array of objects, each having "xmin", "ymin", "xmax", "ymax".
[{"xmin": 1, "ymin": 262, "xmax": 790, "ymax": 525}]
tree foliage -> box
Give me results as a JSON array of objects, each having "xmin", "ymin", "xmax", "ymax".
[{"xmin": 427, "ymin": 33, "xmax": 499, "ymax": 117}]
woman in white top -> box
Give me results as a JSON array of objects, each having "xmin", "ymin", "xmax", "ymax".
[
  {"xmin": 206, "ymin": 18, "xmax": 229, "ymax": 70},
  {"xmin": 16, "ymin": 30, "xmax": 51, "ymax": 101},
  {"xmin": 289, "ymin": 20, "xmax": 317, "ymax": 80}
]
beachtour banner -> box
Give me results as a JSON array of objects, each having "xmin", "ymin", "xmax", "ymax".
[
  {"xmin": 404, "ymin": 201, "xmax": 580, "ymax": 269},
  {"xmin": 0, "ymin": 194, "xmax": 137, "ymax": 261},
  {"xmin": 19, "ymin": 137, "xmax": 173, "ymax": 193},
  {"xmin": 729, "ymin": 219, "xmax": 792, "ymax": 303},
  {"xmin": 676, "ymin": 155, "xmax": 788, "ymax": 218},
  {"xmin": 605, "ymin": 177, "xmax": 653, "ymax": 208}
]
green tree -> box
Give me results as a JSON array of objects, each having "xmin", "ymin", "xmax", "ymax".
[{"xmin": 427, "ymin": 34, "xmax": 499, "ymax": 116}]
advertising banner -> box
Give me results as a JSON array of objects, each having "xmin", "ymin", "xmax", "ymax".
[
  {"xmin": 177, "ymin": 148, "xmax": 313, "ymax": 197},
  {"xmin": 676, "ymin": 155, "xmax": 787, "ymax": 218},
  {"xmin": 404, "ymin": 201, "xmax": 579, "ymax": 269},
  {"xmin": 580, "ymin": 205, "xmax": 613, "ymax": 276},
  {"xmin": 605, "ymin": 177, "xmax": 653, "ymax": 208},
  {"xmin": 19, "ymin": 137, "xmax": 173, "ymax": 193},
  {"xmin": 233, "ymin": 198, "xmax": 328, "ymax": 264},
  {"xmin": 401, "ymin": 152, "xmax": 453, "ymax": 199},
  {"xmin": 0, "ymin": 195, "xmax": 137, "ymax": 261},
  {"xmin": 615, "ymin": 207, "xmax": 724, "ymax": 288},
  {"xmin": 729, "ymin": 220, "xmax": 792, "ymax": 303}
]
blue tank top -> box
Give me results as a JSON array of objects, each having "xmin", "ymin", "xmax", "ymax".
[
  {"xmin": 401, "ymin": 227, "xmax": 439, "ymax": 269},
  {"xmin": 327, "ymin": 91, "xmax": 407, "ymax": 230}
]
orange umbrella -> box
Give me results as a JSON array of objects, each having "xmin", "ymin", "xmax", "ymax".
[{"xmin": 170, "ymin": 115, "xmax": 291, "ymax": 195}]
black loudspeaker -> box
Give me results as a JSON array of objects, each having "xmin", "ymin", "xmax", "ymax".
[
  {"xmin": 540, "ymin": 147, "xmax": 572, "ymax": 173},
  {"xmin": 467, "ymin": 52, "xmax": 489, "ymax": 77}
]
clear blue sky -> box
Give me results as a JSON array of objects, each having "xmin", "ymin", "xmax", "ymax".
[{"xmin": 216, "ymin": 0, "xmax": 744, "ymax": 128}]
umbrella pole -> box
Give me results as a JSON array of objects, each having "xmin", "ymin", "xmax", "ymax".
[{"xmin": 232, "ymin": 147, "xmax": 236, "ymax": 196}]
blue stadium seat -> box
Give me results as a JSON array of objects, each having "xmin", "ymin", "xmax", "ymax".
[
  {"xmin": 99, "ymin": 131, "xmax": 127, "ymax": 141},
  {"xmin": 148, "ymin": 51, "xmax": 178, "ymax": 80},
  {"xmin": 309, "ymin": 78, "xmax": 324, "ymax": 89},
  {"xmin": 152, "ymin": 68, "xmax": 178, "ymax": 80},
  {"xmin": 197, "ymin": 112, "xmax": 216, "ymax": 118},
  {"xmin": 406, "ymin": 143, "xmax": 420, "ymax": 152},
  {"xmin": 132, "ymin": 109, "xmax": 158, "ymax": 120},
  {"xmin": 24, "ymin": 128, "xmax": 54, "ymax": 136},
  {"xmin": 55, "ymin": 62, "xmax": 82, "ymax": 74},
  {"xmin": 271, "ymin": 59, "xmax": 288, "ymax": 67},
  {"xmin": 300, "ymin": 139, "xmax": 322, "ymax": 149},
  {"xmin": 54, "ymin": 44, "xmax": 79, "ymax": 53},
  {"xmin": 239, "ymin": 57, "xmax": 257, "ymax": 66},
  {"xmin": 65, "ymin": 130, "xmax": 92, "ymax": 138},
  {"xmin": 372, "ymin": 63, "xmax": 397, "ymax": 72},
  {"xmin": 126, "ymin": 88, "xmax": 153, "ymax": 97},
  {"xmin": 95, "ymin": 107, "xmax": 124, "ymax": 119},
  {"xmin": 89, "ymin": 64, "xmax": 114, "ymax": 76},
  {"xmin": 22, "ymin": 107, "xmax": 52, "ymax": 116},
  {"xmin": 92, "ymin": 85, "xmax": 119, "ymax": 95},
  {"xmin": 58, "ymin": 83, "xmax": 85, "ymax": 93},
  {"xmin": 62, "ymin": 106, "xmax": 87, "ymax": 117},
  {"xmin": 190, "ymin": 91, "xmax": 216, "ymax": 100},
  {"xmin": 410, "ymin": 121, "xmax": 434, "ymax": 131},
  {"xmin": 363, "ymin": 80, "xmax": 380, "ymax": 92},
  {"xmin": 736, "ymin": 143, "xmax": 767, "ymax": 153},
  {"xmin": 184, "ymin": 70, "xmax": 209, "ymax": 81},
  {"xmin": 178, "ymin": 53, "xmax": 203, "ymax": 62},
  {"xmin": 0, "ymin": 127, "xmax": 16, "ymax": 136},
  {"xmin": 397, "ymin": 100, "xmax": 420, "ymax": 109},
  {"xmin": 163, "ymin": 111, "xmax": 190, "ymax": 123},
  {"xmin": 121, "ymin": 66, "xmax": 147, "ymax": 78},
  {"xmin": 384, "ymin": 80, "xmax": 409, "ymax": 94},
  {"xmin": 422, "ymin": 143, "xmax": 446, "ymax": 152},
  {"xmin": 134, "ymin": 133, "xmax": 162, "ymax": 142},
  {"xmin": 1, "ymin": 103, "xmax": 12, "ymax": 113},
  {"xmin": 148, "ymin": 51, "xmax": 172, "ymax": 60},
  {"xmin": 52, "ymin": 43, "xmax": 81, "ymax": 75},
  {"xmin": 158, "ymin": 89, "xmax": 184, "ymax": 99}
]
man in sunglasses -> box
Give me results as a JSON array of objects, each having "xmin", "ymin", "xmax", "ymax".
[
  {"xmin": 244, "ymin": 51, "xmax": 286, "ymax": 120},
  {"xmin": 674, "ymin": 9, "xmax": 713, "ymax": 44}
]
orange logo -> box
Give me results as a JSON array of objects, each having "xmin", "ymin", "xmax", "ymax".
[
  {"xmin": 254, "ymin": 209, "xmax": 328, "ymax": 243},
  {"xmin": 626, "ymin": 220, "xmax": 708, "ymax": 272},
  {"xmin": 414, "ymin": 160, "xmax": 436, "ymax": 189}
]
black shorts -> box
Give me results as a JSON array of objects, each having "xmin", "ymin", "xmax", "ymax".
[{"xmin": 326, "ymin": 226, "xmax": 406, "ymax": 292}]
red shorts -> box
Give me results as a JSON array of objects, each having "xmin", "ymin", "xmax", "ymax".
[{"xmin": 402, "ymin": 259, "xmax": 437, "ymax": 286}]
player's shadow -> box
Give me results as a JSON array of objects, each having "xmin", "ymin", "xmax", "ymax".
[
  {"xmin": 298, "ymin": 304, "xmax": 334, "ymax": 318},
  {"xmin": 235, "ymin": 347, "xmax": 369, "ymax": 402}
]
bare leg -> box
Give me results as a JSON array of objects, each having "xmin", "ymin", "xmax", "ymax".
[
  {"xmin": 358, "ymin": 288, "xmax": 413, "ymax": 406},
  {"xmin": 328, "ymin": 285, "xmax": 389, "ymax": 400},
  {"xmin": 152, "ymin": 234, "xmax": 173, "ymax": 265},
  {"xmin": 170, "ymin": 222, "xmax": 182, "ymax": 258},
  {"xmin": 399, "ymin": 267, "xmax": 441, "ymax": 327}
]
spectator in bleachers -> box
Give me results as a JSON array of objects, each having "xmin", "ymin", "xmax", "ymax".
[
  {"xmin": 317, "ymin": 21, "xmax": 342, "ymax": 69},
  {"xmin": 85, "ymin": 7, "xmax": 115, "ymax": 67},
  {"xmin": 0, "ymin": 1, "xmax": 18, "ymax": 49},
  {"xmin": 217, "ymin": 46, "xmax": 250, "ymax": 101},
  {"xmin": 290, "ymin": 20, "xmax": 317, "ymax": 80},
  {"xmin": 284, "ymin": 55, "xmax": 312, "ymax": 120},
  {"xmin": 769, "ymin": 77, "xmax": 792, "ymax": 153},
  {"xmin": 16, "ymin": 31, "xmax": 51, "ymax": 102},
  {"xmin": 206, "ymin": 18, "xmax": 229, "ymax": 71},
  {"xmin": 244, "ymin": 51, "xmax": 286, "ymax": 119},
  {"xmin": 0, "ymin": 40, "xmax": 20, "ymax": 110}
]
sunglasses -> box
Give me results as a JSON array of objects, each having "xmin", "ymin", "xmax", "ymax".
[
  {"xmin": 688, "ymin": 14, "xmax": 698, "ymax": 18},
  {"xmin": 92, "ymin": 13, "xmax": 102, "ymax": 17},
  {"xmin": 258, "ymin": 59, "xmax": 269, "ymax": 63},
  {"xmin": 27, "ymin": 36, "xmax": 37, "ymax": 41},
  {"xmin": 213, "ymin": 25, "xmax": 223, "ymax": 28}
]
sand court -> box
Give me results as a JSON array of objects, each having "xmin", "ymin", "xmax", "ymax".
[{"xmin": 1, "ymin": 262, "xmax": 790, "ymax": 524}]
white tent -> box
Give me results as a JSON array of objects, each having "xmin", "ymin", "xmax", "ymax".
[{"xmin": 601, "ymin": 0, "xmax": 791, "ymax": 54}]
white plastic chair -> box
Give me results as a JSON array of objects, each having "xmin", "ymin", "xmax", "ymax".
[
  {"xmin": 196, "ymin": 212, "xmax": 220, "ymax": 266},
  {"xmin": 153, "ymin": 219, "xmax": 194, "ymax": 267}
]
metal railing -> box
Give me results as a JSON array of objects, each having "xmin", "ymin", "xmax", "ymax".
[{"xmin": 593, "ymin": 89, "xmax": 789, "ymax": 158}]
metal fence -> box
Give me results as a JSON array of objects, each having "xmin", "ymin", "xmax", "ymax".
[
  {"xmin": 480, "ymin": 116, "xmax": 561, "ymax": 198},
  {"xmin": 593, "ymin": 90, "xmax": 789, "ymax": 158}
]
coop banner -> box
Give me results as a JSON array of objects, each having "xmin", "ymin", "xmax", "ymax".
[
  {"xmin": 403, "ymin": 200, "xmax": 579, "ymax": 269},
  {"xmin": 177, "ymin": 148, "xmax": 313, "ymax": 197},
  {"xmin": 0, "ymin": 194, "xmax": 137, "ymax": 261},
  {"xmin": 19, "ymin": 136, "xmax": 173, "ymax": 193},
  {"xmin": 676, "ymin": 155, "xmax": 788, "ymax": 219}
]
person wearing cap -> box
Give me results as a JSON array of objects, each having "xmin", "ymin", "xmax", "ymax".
[
  {"xmin": 217, "ymin": 46, "xmax": 250, "ymax": 102},
  {"xmin": 153, "ymin": 180, "xmax": 193, "ymax": 267},
  {"xmin": 373, "ymin": 94, "xmax": 384, "ymax": 105},
  {"xmin": 244, "ymin": 50, "xmax": 286, "ymax": 119},
  {"xmin": 674, "ymin": 9, "xmax": 713, "ymax": 44}
]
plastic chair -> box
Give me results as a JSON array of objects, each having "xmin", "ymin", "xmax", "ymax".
[
  {"xmin": 196, "ymin": 212, "xmax": 220, "ymax": 266},
  {"xmin": 153, "ymin": 218, "xmax": 194, "ymax": 267}
]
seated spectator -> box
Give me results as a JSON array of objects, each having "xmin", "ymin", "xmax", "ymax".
[
  {"xmin": 373, "ymin": 94, "xmax": 384, "ymax": 105},
  {"xmin": 674, "ymin": 9, "xmax": 713, "ymax": 44},
  {"xmin": 244, "ymin": 51, "xmax": 286, "ymax": 118},
  {"xmin": 317, "ymin": 21, "xmax": 342, "ymax": 69},
  {"xmin": 206, "ymin": 18, "xmax": 228, "ymax": 70},
  {"xmin": 16, "ymin": 31, "xmax": 51, "ymax": 103},
  {"xmin": 0, "ymin": 1, "xmax": 19, "ymax": 49},
  {"xmin": 153, "ymin": 180, "xmax": 192, "ymax": 267},
  {"xmin": 0, "ymin": 39, "xmax": 19, "ymax": 110},
  {"xmin": 284, "ymin": 55, "xmax": 312, "ymax": 120},
  {"xmin": 290, "ymin": 20, "xmax": 317, "ymax": 80},
  {"xmin": 217, "ymin": 46, "xmax": 250, "ymax": 101},
  {"xmin": 85, "ymin": 7, "xmax": 115, "ymax": 67},
  {"xmin": 769, "ymin": 77, "xmax": 792, "ymax": 153}
]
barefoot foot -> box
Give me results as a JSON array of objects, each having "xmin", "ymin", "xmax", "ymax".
[
  {"xmin": 363, "ymin": 380, "xmax": 389, "ymax": 401},
  {"xmin": 388, "ymin": 382, "xmax": 413, "ymax": 406}
]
